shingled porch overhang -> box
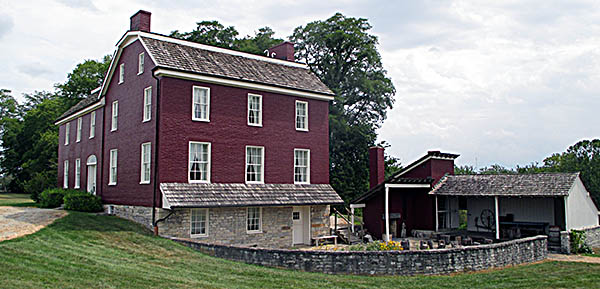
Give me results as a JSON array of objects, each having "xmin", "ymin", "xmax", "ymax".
[{"xmin": 160, "ymin": 183, "xmax": 344, "ymax": 209}]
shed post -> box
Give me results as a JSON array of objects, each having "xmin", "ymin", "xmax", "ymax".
[
  {"xmin": 351, "ymin": 207, "xmax": 355, "ymax": 233},
  {"xmin": 495, "ymin": 196, "xmax": 500, "ymax": 240},
  {"xmin": 435, "ymin": 195, "xmax": 439, "ymax": 231},
  {"xmin": 385, "ymin": 185, "xmax": 390, "ymax": 242}
]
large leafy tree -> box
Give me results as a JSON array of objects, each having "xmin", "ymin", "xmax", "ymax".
[
  {"xmin": 55, "ymin": 55, "xmax": 111, "ymax": 107},
  {"xmin": 1, "ymin": 56, "xmax": 110, "ymax": 197},
  {"xmin": 291, "ymin": 13, "xmax": 395, "ymax": 202}
]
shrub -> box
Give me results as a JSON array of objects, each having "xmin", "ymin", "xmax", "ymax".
[
  {"xmin": 364, "ymin": 241, "xmax": 404, "ymax": 251},
  {"xmin": 39, "ymin": 188, "xmax": 84, "ymax": 208},
  {"xmin": 64, "ymin": 192, "xmax": 103, "ymax": 212},
  {"xmin": 570, "ymin": 230, "xmax": 593, "ymax": 254},
  {"xmin": 26, "ymin": 171, "xmax": 56, "ymax": 202}
]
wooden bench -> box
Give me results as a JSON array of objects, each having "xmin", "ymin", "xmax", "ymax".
[{"xmin": 313, "ymin": 235, "xmax": 337, "ymax": 246}]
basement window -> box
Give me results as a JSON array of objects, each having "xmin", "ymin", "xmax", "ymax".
[
  {"xmin": 247, "ymin": 207, "xmax": 262, "ymax": 233},
  {"xmin": 190, "ymin": 208, "xmax": 208, "ymax": 237}
]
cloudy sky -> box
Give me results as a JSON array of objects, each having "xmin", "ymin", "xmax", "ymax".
[{"xmin": 1, "ymin": 0, "xmax": 599, "ymax": 168}]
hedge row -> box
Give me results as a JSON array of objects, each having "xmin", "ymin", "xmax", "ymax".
[{"xmin": 38, "ymin": 188, "xmax": 103, "ymax": 212}]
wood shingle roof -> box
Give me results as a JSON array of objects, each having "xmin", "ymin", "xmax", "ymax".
[
  {"xmin": 430, "ymin": 173, "xmax": 579, "ymax": 197},
  {"xmin": 161, "ymin": 183, "xmax": 343, "ymax": 208}
]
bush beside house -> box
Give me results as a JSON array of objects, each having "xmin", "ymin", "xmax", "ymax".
[{"xmin": 63, "ymin": 193, "xmax": 103, "ymax": 212}]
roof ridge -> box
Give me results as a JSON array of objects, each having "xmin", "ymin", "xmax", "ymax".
[{"xmin": 136, "ymin": 32, "xmax": 309, "ymax": 69}]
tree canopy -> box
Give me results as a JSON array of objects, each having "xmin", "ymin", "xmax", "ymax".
[{"xmin": 0, "ymin": 56, "xmax": 110, "ymax": 199}]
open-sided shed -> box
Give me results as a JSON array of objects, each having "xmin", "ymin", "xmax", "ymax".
[{"xmin": 430, "ymin": 173, "xmax": 599, "ymax": 239}]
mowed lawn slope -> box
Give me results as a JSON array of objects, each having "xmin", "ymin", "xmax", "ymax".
[
  {"xmin": 1, "ymin": 212, "xmax": 600, "ymax": 289},
  {"xmin": 0, "ymin": 193, "xmax": 35, "ymax": 206}
]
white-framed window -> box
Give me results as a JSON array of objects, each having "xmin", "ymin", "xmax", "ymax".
[
  {"xmin": 143, "ymin": 86, "xmax": 152, "ymax": 122},
  {"xmin": 247, "ymin": 207, "xmax": 262, "ymax": 233},
  {"xmin": 294, "ymin": 149, "xmax": 310, "ymax": 184},
  {"xmin": 247, "ymin": 93, "xmax": 262, "ymax": 126},
  {"xmin": 138, "ymin": 52, "xmax": 144, "ymax": 75},
  {"xmin": 109, "ymin": 149, "xmax": 118, "ymax": 185},
  {"xmin": 140, "ymin": 142, "xmax": 151, "ymax": 184},
  {"xmin": 245, "ymin": 146, "xmax": 264, "ymax": 184},
  {"xmin": 76, "ymin": 117, "xmax": 82, "ymax": 142},
  {"xmin": 119, "ymin": 63, "xmax": 124, "ymax": 84},
  {"xmin": 74, "ymin": 158, "xmax": 81, "ymax": 189},
  {"xmin": 65, "ymin": 123, "xmax": 70, "ymax": 145},
  {"xmin": 190, "ymin": 208, "xmax": 208, "ymax": 237},
  {"xmin": 63, "ymin": 160, "xmax": 69, "ymax": 188},
  {"xmin": 188, "ymin": 142, "xmax": 211, "ymax": 183},
  {"xmin": 295, "ymin": 100, "xmax": 308, "ymax": 131},
  {"xmin": 89, "ymin": 111, "xmax": 96, "ymax": 139},
  {"xmin": 111, "ymin": 101, "xmax": 118, "ymax": 131},
  {"xmin": 192, "ymin": 86, "xmax": 210, "ymax": 122}
]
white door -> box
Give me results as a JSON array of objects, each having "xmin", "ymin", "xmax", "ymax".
[
  {"xmin": 293, "ymin": 206, "xmax": 310, "ymax": 245},
  {"xmin": 87, "ymin": 165, "xmax": 96, "ymax": 194}
]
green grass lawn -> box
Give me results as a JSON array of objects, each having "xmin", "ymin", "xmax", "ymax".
[
  {"xmin": 1, "ymin": 213, "xmax": 600, "ymax": 288},
  {"xmin": 0, "ymin": 193, "xmax": 35, "ymax": 206}
]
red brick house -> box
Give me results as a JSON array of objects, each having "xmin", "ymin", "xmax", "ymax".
[{"xmin": 55, "ymin": 10, "xmax": 342, "ymax": 248}]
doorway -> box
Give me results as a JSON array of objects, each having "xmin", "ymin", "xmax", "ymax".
[
  {"xmin": 292, "ymin": 206, "xmax": 310, "ymax": 245},
  {"xmin": 86, "ymin": 155, "xmax": 97, "ymax": 195}
]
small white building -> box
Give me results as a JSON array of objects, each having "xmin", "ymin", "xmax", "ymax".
[{"xmin": 429, "ymin": 173, "xmax": 599, "ymax": 240}]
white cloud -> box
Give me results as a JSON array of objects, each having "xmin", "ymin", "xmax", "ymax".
[{"xmin": 0, "ymin": 0, "xmax": 598, "ymax": 169}]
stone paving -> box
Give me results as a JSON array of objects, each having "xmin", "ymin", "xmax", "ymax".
[
  {"xmin": 548, "ymin": 253, "xmax": 600, "ymax": 264},
  {"xmin": 0, "ymin": 206, "xmax": 67, "ymax": 241}
]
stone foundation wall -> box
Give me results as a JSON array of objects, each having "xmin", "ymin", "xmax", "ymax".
[
  {"xmin": 173, "ymin": 235, "xmax": 548, "ymax": 275},
  {"xmin": 107, "ymin": 204, "xmax": 332, "ymax": 248},
  {"xmin": 311, "ymin": 205, "xmax": 330, "ymax": 237},
  {"xmin": 104, "ymin": 204, "xmax": 154, "ymax": 229},
  {"xmin": 159, "ymin": 206, "xmax": 293, "ymax": 248}
]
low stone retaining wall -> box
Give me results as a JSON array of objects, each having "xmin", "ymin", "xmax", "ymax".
[
  {"xmin": 560, "ymin": 226, "xmax": 600, "ymax": 254},
  {"xmin": 173, "ymin": 235, "xmax": 547, "ymax": 275}
]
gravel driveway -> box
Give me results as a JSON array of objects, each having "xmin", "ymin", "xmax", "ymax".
[{"xmin": 0, "ymin": 206, "xmax": 67, "ymax": 241}]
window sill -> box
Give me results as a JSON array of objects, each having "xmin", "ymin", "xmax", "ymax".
[
  {"xmin": 142, "ymin": 119, "xmax": 151, "ymax": 123},
  {"xmin": 76, "ymin": 140, "xmax": 80, "ymax": 143},
  {"xmin": 118, "ymin": 81, "xmax": 123, "ymax": 85},
  {"xmin": 192, "ymin": 118, "xmax": 210, "ymax": 122},
  {"xmin": 247, "ymin": 123, "xmax": 262, "ymax": 127},
  {"xmin": 245, "ymin": 181, "xmax": 264, "ymax": 185},
  {"xmin": 137, "ymin": 71, "xmax": 143, "ymax": 75},
  {"xmin": 294, "ymin": 181, "xmax": 310, "ymax": 185},
  {"xmin": 191, "ymin": 234, "xmax": 208, "ymax": 238},
  {"xmin": 108, "ymin": 183, "xmax": 116, "ymax": 186},
  {"xmin": 111, "ymin": 129, "xmax": 117, "ymax": 132},
  {"xmin": 140, "ymin": 181, "xmax": 150, "ymax": 185},
  {"xmin": 247, "ymin": 230, "xmax": 263, "ymax": 234},
  {"xmin": 295, "ymin": 128, "xmax": 309, "ymax": 132},
  {"xmin": 74, "ymin": 186, "xmax": 80, "ymax": 189},
  {"xmin": 89, "ymin": 136, "xmax": 94, "ymax": 139},
  {"xmin": 188, "ymin": 180, "xmax": 210, "ymax": 184}
]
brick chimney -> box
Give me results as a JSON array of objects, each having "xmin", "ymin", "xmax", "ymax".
[
  {"xmin": 267, "ymin": 41, "xmax": 295, "ymax": 61},
  {"xmin": 369, "ymin": 146, "xmax": 385, "ymax": 189},
  {"xmin": 130, "ymin": 10, "xmax": 151, "ymax": 32}
]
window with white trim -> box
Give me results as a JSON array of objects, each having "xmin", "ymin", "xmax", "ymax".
[
  {"xmin": 247, "ymin": 94, "xmax": 262, "ymax": 126},
  {"xmin": 140, "ymin": 142, "xmax": 151, "ymax": 184},
  {"xmin": 74, "ymin": 159, "xmax": 81, "ymax": 189},
  {"xmin": 119, "ymin": 63, "xmax": 124, "ymax": 84},
  {"xmin": 89, "ymin": 111, "xmax": 96, "ymax": 139},
  {"xmin": 63, "ymin": 160, "xmax": 69, "ymax": 188},
  {"xmin": 109, "ymin": 149, "xmax": 118, "ymax": 185},
  {"xmin": 247, "ymin": 207, "xmax": 262, "ymax": 233},
  {"xmin": 138, "ymin": 53, "xmax": 144, "ymax": 75},
  {"xmin": 189, "ymin": 142, "xmax": 210, "ymax": 183},
  {"xmin": 143, "ymin": 86, "xmax": 152, "ymax": 122},
  {"xmin": 192, "ymin": 86, "xmax": 210, "ymax": 121},
  {"xmin": 111, "ymin": 101, "xmax": 118, "ymax": 131},
  {"xmin": 294, "ymin": 149, "xmax": 310, "ymax": 184},
  {"xmin": 190, "ymin": 208, "xmax": 208, "ymax": 237},
  {"xmin": 76, "ymin": 117, "xmax": 82, "ymax": 142},
  {"xmin": 64, "ymin": 123, "xmax": 70, "ymax": 145},
  {"xmin": 245, "ymin": 146, "xmax": 264, "ymax": 183},
  {"xmin": 295, "ymin": 101, "xmax": 308, "ymax": 131}
]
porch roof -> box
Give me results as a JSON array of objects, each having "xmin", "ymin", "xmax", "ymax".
[
  {"xmin": 351, "ymin": 177, "xmax": 433, "ymax": 204},
  {"xmin": 429, "ymin": 173, "xmax": 579, "ymax": 197},
  {"xmin": 160, "ymin": 183, "xmax": 344, "ymax": 209}
]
